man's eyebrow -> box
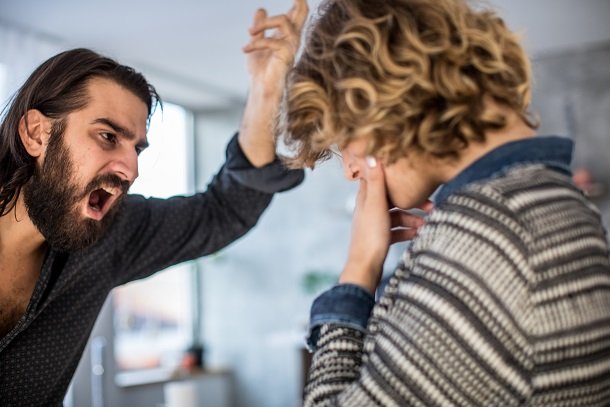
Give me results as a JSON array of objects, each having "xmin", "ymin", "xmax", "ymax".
[{"xmin": 92, "ymin": 117, "xmax": 149, "ymax": 149}]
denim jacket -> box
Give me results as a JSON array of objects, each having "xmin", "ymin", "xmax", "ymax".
[{"xmin": 307, "ymin": 135, "xmax": 574, "ymax": 350}]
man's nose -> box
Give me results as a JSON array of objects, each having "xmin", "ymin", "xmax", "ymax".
[{"xmin": 107, "ymin": 150, "xmax": 139, "ymax": 183}]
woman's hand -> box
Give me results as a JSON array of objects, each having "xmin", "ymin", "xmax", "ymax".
[
  {"xmin": 390, "ymin": 200, "xmax": 433, "ymax": 243},
  {"xmin": 340, "ymin": 157, "xmax": 432, "ymax": 294}
]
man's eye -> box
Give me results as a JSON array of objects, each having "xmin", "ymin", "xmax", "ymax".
[
  {"xmin": 101, "ymin": 132, "xmax": 117, "ymax": 144},
  {"xmin": 135, "ymin": 146, "xmax": 144, "ymax": 156}
]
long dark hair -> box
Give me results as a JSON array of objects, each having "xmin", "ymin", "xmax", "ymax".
[{"xmin": 0, "ymin": 48, "xmax": 161, "ymax": 216}]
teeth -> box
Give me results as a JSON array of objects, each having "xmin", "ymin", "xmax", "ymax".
[{"xmin": 102, "ymin": 186, "xmax": 116, "ymax": 195}]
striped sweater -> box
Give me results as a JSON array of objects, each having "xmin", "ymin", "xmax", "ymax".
[{"xmin": 304, "ymin": 164, "xmax": 610, "ymax": 406}]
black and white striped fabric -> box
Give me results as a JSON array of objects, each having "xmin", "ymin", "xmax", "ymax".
[{"xmin": 304, "ymin": 164, "xmax": 610, "ymax": 406}]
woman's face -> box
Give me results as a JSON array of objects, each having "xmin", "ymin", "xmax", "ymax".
[{"xmin": 340, "ymin": 138, "xmax": 440, "ymax": 209}]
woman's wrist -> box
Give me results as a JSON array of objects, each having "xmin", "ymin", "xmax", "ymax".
[{"xmin": 339, "ymin": 261, "xmax": 382, "ymax": 295}]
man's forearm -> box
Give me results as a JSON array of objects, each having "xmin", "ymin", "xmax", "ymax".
[{"xmin": 238, "ymin": 87, "xmax": 281, "ymax": 168}]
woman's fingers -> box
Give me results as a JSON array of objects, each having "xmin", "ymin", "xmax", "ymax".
[
  {"xmin": 418, "ymin": 200, "xmax": 434, "ymax": 213},
  {"xmin": 341, "ymin": 163, "xmax": 391, "ymax": 294},
  {"xmin": 390, "ymin": 228, "xmax": 419, "ymax": 244},
  {"xmin": 388, "ymin": 201, "xmax": 433, "ymax": 243},
  {"xmin": 362, "ymin": 157, "xmax": 389, "ymax": 212},
  {"xmin": 390, "ymin": 209, "xmax": 426, "ymax": 229}
]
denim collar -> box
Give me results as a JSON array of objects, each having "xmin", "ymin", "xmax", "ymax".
[{"xmin": 433, "ymin": 136, "xmax": 574, "ymax": 205}]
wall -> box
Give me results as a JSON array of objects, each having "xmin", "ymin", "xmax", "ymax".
[
  {"xmin": 531, "ymin": 43, "xmax": 610, "ymax": 228},
  {"xmin": 193, "ymin": 110, "xmax": 355, "ymax": 407},
  {"xmin": 0, "ymin": 24, "xmax": 62, "ymax": 108}
]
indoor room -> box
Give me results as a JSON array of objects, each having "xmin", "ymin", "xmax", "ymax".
[{"xmin": 1, "ymin": 0, "xmax": 609, "ymax": 406}]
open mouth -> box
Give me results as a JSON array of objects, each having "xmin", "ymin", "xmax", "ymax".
[{"xmin": 85, "ymin": 186, "xmax": 121, "ymax": 221}]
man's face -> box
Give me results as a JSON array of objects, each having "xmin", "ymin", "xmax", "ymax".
[{"xmin": 23, "ymin": 77, "xmax": 149, "ymax": 251}]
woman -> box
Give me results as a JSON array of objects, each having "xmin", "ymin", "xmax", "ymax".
[{"xmin": 282, "ymin": 0, "xmax": 610, "ymax": 405}]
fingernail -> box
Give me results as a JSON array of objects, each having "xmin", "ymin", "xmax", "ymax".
[{"xmin": 366, "ymin": 156, "xmax": 377, "ymax": 168}]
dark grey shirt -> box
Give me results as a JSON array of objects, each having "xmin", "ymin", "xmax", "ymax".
[{"xmin": 0, "ymin": 134, "xmax": 304, "ymax": 406}]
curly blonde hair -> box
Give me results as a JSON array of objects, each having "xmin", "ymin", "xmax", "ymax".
[{"xmin": 280, "ymin": 0, "xmax": 537, "ymax": 168}]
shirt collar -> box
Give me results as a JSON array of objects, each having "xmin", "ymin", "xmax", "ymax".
[{"xmin": 433, "ymin": 136, "xmax": 574, "ymax": 205}]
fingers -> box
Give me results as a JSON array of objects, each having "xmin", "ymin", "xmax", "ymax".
[
  {"xmin": 389, "ymin": 209, "xmax": 425, "ymax": 229},
  {"xmin": 250, "ymin": 8, "xmax": 267, "ymax": 41},
  {"xmin": 243, "ymin": 9, "xmax": 302, "ymax": 61},
  {"xmin": 244, "ymin": 1, "xmax": 308, "ymax": 53},
  {"xmin": 389, "ymin": 210, "xmax": 423, "ymax": 244},
  {"xmin": 288, "ymin": 0, "xmax": 309, "ymax": 31},
  {"xmin": 418, "ymin": 200, "xmax": 434, "ymax": 213},
  {"xmin": 243, "ymin": 8, "xmax": 267, "ymax": 53},
  {"xmin": 342, "ymin": 162, "xmax": 391, "ymax": 294},
  {"xmin": 391, "ymin": 228, "xmax": 419, "ymax": 244},
  {"xmin": 362, "ymin": 157, "xmax": 388, "ymax": 212},
  {"xmin": 243, "ymin": 37, "xmax": 292, "ymax": 54},
  {"xmin": 248, "ymin": 14, "xmax": 297, "ymax": 40},
  {"xmin": 353, "ymin": 179, "xmax": 367, "ymax": 215},
  {"xmin": 388, "ymin": 203, "xmax": 431, "ymax": 244}
]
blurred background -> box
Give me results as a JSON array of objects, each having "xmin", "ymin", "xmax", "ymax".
[{"xmin": 1, "ymin": 0, "xmax": 609, "ymax": 406}]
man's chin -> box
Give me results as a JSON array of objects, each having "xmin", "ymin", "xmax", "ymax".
[
  {"xmin": 44, "ymin": 214, "xmax": 114, "ymax": 252},
  {"xmin": 84, "ymin": 206, "xmax": 107, "ymax": 222},
  {"xmin": 46, "ymin": 229, "xmax": 100, "ymax": 252}
]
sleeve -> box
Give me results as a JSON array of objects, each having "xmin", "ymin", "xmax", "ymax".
[
  {"xmin": 306, "ymin": 284, "xmax": 376, "ymax": 351},
  {"xmin": 109, "ymin": 133, "xmax": 305, "ymax": 285},
  {"xmin": 303, "ymin": 190, "xmax": 535, "ymax": 406},
  {"xmin": 223, "ymin": 133, "xmax": 305, "ymax": 193}
]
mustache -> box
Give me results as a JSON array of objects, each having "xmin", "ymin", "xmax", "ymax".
[{"xmin": 82, "ymin": 173, "xmax": 130, "ymax": 199}]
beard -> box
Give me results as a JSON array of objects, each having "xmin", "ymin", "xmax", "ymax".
[{"xmin": 23, "ymin": 124, "xmax": 129, "ymax": 252}]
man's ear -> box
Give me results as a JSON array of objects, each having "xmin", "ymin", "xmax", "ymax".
[{"xmin": 18, "ymin": 109, "xmax": 52, "ymax": 158}]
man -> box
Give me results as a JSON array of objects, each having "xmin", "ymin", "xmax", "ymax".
[
  {"xmin": 0, "ymin": 0, "xmax": 308, "ymax": 405},
  {"xmin": 281, "ymin": 0, "xmax": 610, "ymax": 405}
]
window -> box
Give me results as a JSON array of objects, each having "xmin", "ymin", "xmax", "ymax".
[
  {"xmin": 0, "ymin": 63, "xmax": 8, "ymax": 110},
  {"xmin": 112, "ymin": 102, "xmax": 196, "ymax": 371}
]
